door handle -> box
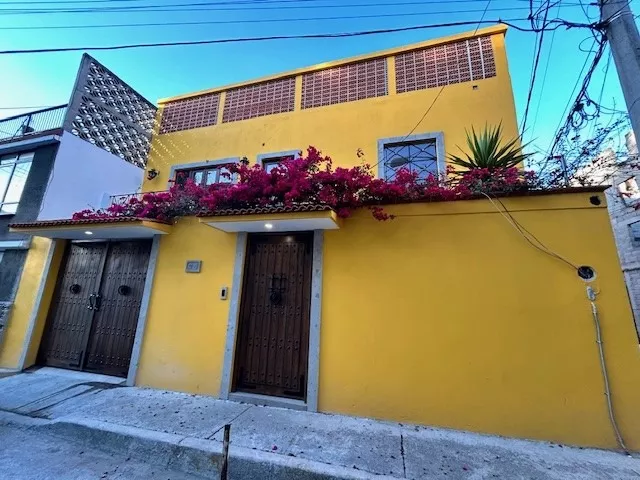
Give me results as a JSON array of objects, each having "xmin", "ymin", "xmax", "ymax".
[
  {"xmin": 94, "ymin": 294, "xmax": 102, "ymax": 312},
  {"xmin": 87, "ymin": 293, "xmax": 96, "ymax": 310}
]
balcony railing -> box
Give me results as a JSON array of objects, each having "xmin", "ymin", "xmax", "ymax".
[
  {"xmin": 109, "ymin": 191, "xmax": 168, "ymax": 207},
  {"xmin": 0, "ymin": 105, "xmax": 68, "ymax": 142}
]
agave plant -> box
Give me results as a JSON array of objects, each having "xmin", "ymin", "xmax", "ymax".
[{"xmin": 448, "ymin": 124, "xmax": 531, "ymax": 170}]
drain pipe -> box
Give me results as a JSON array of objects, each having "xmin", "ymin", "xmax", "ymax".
[{"xmin": 585, "ymin": 284, "xmax": 630, "ymax": 455}]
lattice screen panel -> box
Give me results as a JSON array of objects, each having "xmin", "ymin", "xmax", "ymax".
[
  {"xmin": 301, "ymin": 58, "xmax": 387, "ymax": 109},
  {"xmin": 71, "ymin": 96, "xmax": 150, "ymax": 168},
  {"xmin": 395, "ymin": 36, "xmax": 496, "ymax": 94},
  {"xmin": 83, "ymin": 60, "xmax": 157, "ymax": 131},
  {"xmin": 160, "ymin": 93, "xmax": 220, "ymax": 134},
  {"xmin": 223, "ymin": 77, "xmax": 296, "ymax": 123},
  {"xmin": 65, "ymin": 55, "xmax": 157, "ymax": 168}
]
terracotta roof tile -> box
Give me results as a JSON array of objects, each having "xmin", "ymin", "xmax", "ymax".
[
  {"xmin": 9, "ymin": 217, "xmax": 171, "ymax": 229},
  {"xmin": 199, "ymin": 204, "xmax": 333, "ymax": 217}
]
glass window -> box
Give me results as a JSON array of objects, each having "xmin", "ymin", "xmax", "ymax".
[
  {"xmin": 630, "ymin": 221, "xmax": 640, "ymax": 247},
  {"xmin": 261, "ymin": 155, "xmax": 295, "ymax": 173},
  {"xmin": 175, "ymin": 164, "xmax": 234, "ymax": 187},
  {"xmin": 382, "ymin": 139, "xmax": 439, "ymax": 181},
  {"xmin": 0, "ymin": 152, "xmax": 33, "ymax": 215}
]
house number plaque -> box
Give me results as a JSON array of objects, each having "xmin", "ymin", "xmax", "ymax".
[{"xmin": 185, "ymin": 260, "xmax": 202, "ymax": 273}]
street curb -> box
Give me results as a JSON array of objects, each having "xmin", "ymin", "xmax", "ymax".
[{"xmin": 36, "ymin": 417, "xmax": 400, "ymax": 480}]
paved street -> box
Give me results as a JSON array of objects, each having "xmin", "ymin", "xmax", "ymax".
[
  {"xmin": 2, "ymin": 368, "xmax": 640, "ymax": 479},
  {"xmin": 0, "ymin": 421, "xmax": 204, "ymax": 480}
]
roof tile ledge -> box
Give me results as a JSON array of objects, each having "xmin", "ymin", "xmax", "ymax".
[{"xmin": 9, "ymin": 217, "xmax": 171, "ymax": 229}]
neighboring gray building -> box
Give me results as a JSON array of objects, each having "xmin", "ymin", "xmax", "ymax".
[
  {"xmin": 0, "ymin": 54, "xmax": 156, "ymax": 346},
  {"xmin": 572, "ymin": 131, "xmax": 640, "ymax": 336}
]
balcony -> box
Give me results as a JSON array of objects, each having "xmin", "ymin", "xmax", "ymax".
[{"xmin": 0, "ymin": 105, "xmax": 68, "ymax": 144}]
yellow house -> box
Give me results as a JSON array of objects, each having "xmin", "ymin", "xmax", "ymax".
[{"xmin": 4, "ymin": 25, "xmax": 640, "ymax": 451}]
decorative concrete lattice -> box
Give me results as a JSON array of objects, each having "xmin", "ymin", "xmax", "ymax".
[
  {"xmin": 301, "ymin": 58, "xmax": 387, "ymax": 109},
  {"xmin": 65, "ymin": 55, "xmax": 157, "ymax": 168},
  {"xmin": 223, "ymin": 77, "xmax": 296, "ymax": 123},
  {"xmin": 395, "ymin": 36, "xmax": 496, "ymax": 94},
  {"xmin": 159, "ymin": 94, "xmax": 220, "ymax": 134}
]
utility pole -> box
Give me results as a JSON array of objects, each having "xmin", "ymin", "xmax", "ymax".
[{"xmin": 600, "ymin": 0, "xmax": 640, "ymax": 141}]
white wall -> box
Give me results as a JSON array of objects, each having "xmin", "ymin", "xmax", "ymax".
[{"xmin": 38, "ymin": 132, "xmax": 144, "ymax": 220}]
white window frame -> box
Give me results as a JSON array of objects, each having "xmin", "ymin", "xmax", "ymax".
[
  {"xmin": 257, "ymin": 150, "xmax": 300, "ymax": 172},
  {"xmin": 0, "ymin": 152, "xmax": 34, "ymax": 215},
  {"xmin": 376, "ymin": 132, "xmax": 445, "ymax": 180},
  {"xmin": 167, "ymin": 158, "xmax": 240, "ymax": 188}
]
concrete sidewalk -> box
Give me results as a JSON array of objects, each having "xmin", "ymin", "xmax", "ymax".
[{"xmin": 1, "ymin": 368, "xmax": 639, "ymax": 479}]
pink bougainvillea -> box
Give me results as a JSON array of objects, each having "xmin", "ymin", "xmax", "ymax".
[{"xmin": 73, "ymin": 146, "xmax": 535, "ymax": 223}]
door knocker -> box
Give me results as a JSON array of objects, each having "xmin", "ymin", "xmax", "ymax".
[
  {"xmin": 118, "ymin": 285, "xmax": 131, "ymax": 296},
  {"xmin": 269, "ymin": 275, "xmax": 287, "ymax": 306},
  {"xmin": 69, "ymin": 284, "xmax": 81, "ymax": 294}
]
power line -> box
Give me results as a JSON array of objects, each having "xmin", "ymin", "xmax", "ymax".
[
  {"xmin": 520, "ymin": 0, "xmax": 551, "ymax": 136},
  {"xmin": 0, "ymin": 13, "xmax": 533, "ymax": 31},
  {"xmin": 0, "ymin": 1, "xmax": 579, "ymax": 15},
  {"xmin": 368, "ymin": 0, "xmax": 493, "ymax": 175},
  {"xmin": 474, "ymin": 0, "xmax": 493, "ymax": 35},
  {"xmin": 0, "ymin": 0, "xmax": 534, "ymax": 4},
  {"xmin": 530, "ymin": 1, "xmax": 562, "ymax": 136},
  {"xmin": 0, "ymin": 19, "xmax": 578, "ymax": 56}
]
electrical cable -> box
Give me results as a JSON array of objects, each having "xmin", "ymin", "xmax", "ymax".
[
  {"xmin": 520, "ymin": 0, "xmax": 551, "ymax": 136},
  {"xmin": 480, "ymin": 192, "xmax": 579, "ymax": 271},
  {"xmin": 474, "ymin": 0, "xmax": 492, "ymax": 35},
  {"xmin": 366, "ymin": 0, "xmax": 492, "ymax": 175},
  {"xmin": 0, "ymin": 0, "xmax": 537, "ymax": 3},
  {"xmin": 483, "ymin": 185, "xmax": 631, "ymax": 454},
  {"xmin": 587, "ymin": 288, "xmax": 630, "ymax": 455},
  {"xmin": 0, "ymin": 2, "xmax": 561, "ymax": 15},
  {"xmin": 0, "ymin": 14, "xmax": 540, "ymax": 31},
  {"xmin": 530, "ymin": 0, "xmax": 562, "ymax": 136},
  {"xmin": 0, "ymin": 19, "xmax": 577, "ymax": 56}
]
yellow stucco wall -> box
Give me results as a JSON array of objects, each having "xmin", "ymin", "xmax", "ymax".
[
  {"xmin": 0, "ymin": 237, "xmax": 64, "ymax": 369},
  {"xmin": 319, "ymin": 193, "xmax": 640, "ymax": 450},
  {"xmin": 134, "ymin": 191, "xmax": 640, "ymax": 450},
  {"xmin": 143, "ymin": 29, "xmax": 518, "ymax": 190},
  {"xmin": 135, "ymin": 217, "xmax": 236, "ymax": 395}
]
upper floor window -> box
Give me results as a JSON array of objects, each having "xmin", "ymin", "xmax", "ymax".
[
  {"xmin": 176, "ymin": 164, "xmax": 233, "ymax": 186},
  {"xmin": 258, "ymin": 151, "xmax": 299, "ymax": 173},
  {"xmin": 380, "ymin": 136, "xmax": 442, "ymax": 181},
  {"xmin": 0, "ymin": 152, "xmax": 34, "ymax": 215},
  {"xmin": 630, "ymin": 221, "xmax": 640, "ymax": 248}
]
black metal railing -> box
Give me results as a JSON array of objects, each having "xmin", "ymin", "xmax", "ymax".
[
  {"xmin": 109, "ymin": 191, "xmax": 169, "ymax": 206},
  {"xmin": 0, "ymin": 105, "xmax": 68, "ymax": 142}
]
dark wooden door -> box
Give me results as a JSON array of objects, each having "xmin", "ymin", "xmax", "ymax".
[
  {"xmin": 233, "ymin": 233, "xmax": 313, "ymax": 400},
  {"xmin": 38, "ymin": 243, "xmax": 108, "ymax": 370},
  {"xmin": 39, "ymin": 240, "xmax": 151, "ymax": 377},
  {"xmin": 84, "ymin": 241, "xmax": 152, "ymax": 377}
]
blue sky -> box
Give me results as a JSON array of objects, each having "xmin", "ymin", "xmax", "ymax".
[{"xmin": 0, "ymin": 0, "xmax": 637, "ymax": 157}]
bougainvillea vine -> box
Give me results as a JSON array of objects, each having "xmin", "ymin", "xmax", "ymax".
[{"xmin": 73, "ymin": 147, "xmax": 535, "ymax": 223}]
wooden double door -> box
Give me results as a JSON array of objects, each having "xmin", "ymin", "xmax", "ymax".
[
  {"xmin": 233, "ymin": 233, "xmax": 313, "ymax": 400},
  {"xmin": 38, "ymin": 241, "xmax": 152, "ymax": 377}
]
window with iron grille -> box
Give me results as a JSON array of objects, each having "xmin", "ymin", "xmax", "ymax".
[
  {"xmin": 0, "ymin": 152, "xmax": 34, "ymax": 215},
  {"xmin": 379, "ymin": 137, "xmax": 442, "ymax": 181}
]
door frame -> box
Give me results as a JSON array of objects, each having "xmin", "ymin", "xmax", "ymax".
[
  {"xmin": 15, "ymin": 236, "xmax": 161, "ymax": 385},
  {"xmin": 219, "ymin": 230, "xmax": 324, "ymax": 412}
]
